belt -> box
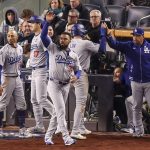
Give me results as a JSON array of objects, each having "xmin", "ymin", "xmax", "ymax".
[
  {"xmin": 32, "ymin": 65, "xmax": 46, "ymax": 70},
  {"xmin": 5, "ymin": 75, "xmax": 18, "ymax": 77},
  {"xmin": 49, "ymin": 78, "xmax": 69, "ymax": 85}
]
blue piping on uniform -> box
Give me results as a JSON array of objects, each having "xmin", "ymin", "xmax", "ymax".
[
  {"xmin": 0, "ymin": 65, "xmax": 2, "ymax": 85},
  {"xmin": 75, "ymin": 70, "xmax": 81, "ymax": 79}
]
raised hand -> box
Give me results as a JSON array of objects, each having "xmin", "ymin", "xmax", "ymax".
[{"xmin": 45, "ymin": 12, "xmax": 55, "ymax": 22}]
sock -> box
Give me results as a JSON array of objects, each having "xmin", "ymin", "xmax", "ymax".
[
  {"xmin": 16, "ymin": 110, "xmax": 26, "ymax": 128},
  {"xmin": 0, "ymin": 111, "xmax": 3, "ymax": 128}
]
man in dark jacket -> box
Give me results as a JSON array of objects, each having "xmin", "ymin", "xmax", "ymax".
[
  {"xmin": 63, "ymin": 0, "xmax": 89, "ymax": 20},
  {"xmin": 105, "ymin": 26, "xmax": 150, "ymax": 137}
]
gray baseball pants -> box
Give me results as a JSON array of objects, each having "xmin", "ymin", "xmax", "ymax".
[
  {"xmin": 46, "ymin": 80, "xmax": 70, "ymax": 137},
  {"xmin": 131, "ymin": 81, "xmax": 150, "ymax": 134},
  {"xmin": 125, "ymin": 96, "xmax": 134, "ymax": 128},
  {"xmin": 71, "ymin": 71, "xmax": 89, "ymax": 135},
  {"xmin": 0, "ymin": 76, "xmax": 26, "ymax": 111},
  {"xmin": 31, "ymin": 68, "xmax": 55, "ymax": 128}
]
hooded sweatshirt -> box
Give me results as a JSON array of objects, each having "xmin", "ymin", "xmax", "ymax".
[{"xmin": 0, "ymin": 7, "xmax": 23, "ymax": 34}]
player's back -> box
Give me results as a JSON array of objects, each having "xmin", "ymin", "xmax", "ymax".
[{"xmin": 69, "ymin": 38, "xmax": 99, "ymax": 71}]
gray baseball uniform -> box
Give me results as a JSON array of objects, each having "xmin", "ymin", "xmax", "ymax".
[
  {"xmin": 69, "ymin": 38, "xmax": 100, "ymax": 135},
  {"xmin": 0, "ymin": 43, "xmax": 26, "ymax": 112},
  {"xmin": 30, "ymin": 33, "xmax": 55, "ymax": 129},
  {"xmin": 46, "ymin": 42, "xmax": 82, "ymax": 139}
]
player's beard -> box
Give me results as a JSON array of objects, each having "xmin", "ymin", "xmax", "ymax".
[
  {"xmin": 8, "ymin": 41, "xmax": 17, "ymax": 48},
  {"xmin": 59, "ymin": 44, "xmax": 68, "ymax": 50}
]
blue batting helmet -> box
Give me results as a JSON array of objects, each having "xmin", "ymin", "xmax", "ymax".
[
  {"xmin": 28, "ymin": 15, "xmax": 43, "ymax": 24},
  {"xmin": 71, "ymin": 24, "xmax": 86, "ymax": 37}
]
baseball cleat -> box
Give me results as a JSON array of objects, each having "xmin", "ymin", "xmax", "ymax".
[
  {"xmin": 71, "ymin": 133, "xmax": 87, "ymax": 140},
  {"xmin": 133, "ymin": 132, "xmax": 144, "ymax": 138},
  {"xmin": 80, "ymin": 129, "xmax": 92, "ymax": 135},
  {"xmin": 63, "ymin": 136, "xmax": 76, "ymax": 146},
  {"xmin": 0, "ymin": 129, "xmax": 4, "ymax": 138},
  {"xmin": 27, "ymin": 126, "xmax": 45, "ymax": 134},
  {"xmin": 121, "ymin": 128, "xmax": 134, "ymax": 134},
  {"xmin": 45, "ymin": 137, "xmax": 54, "ymax": 145},
  {"xmin": 19, "ymin": 128, "xmax": 32, "ymax": 138}
]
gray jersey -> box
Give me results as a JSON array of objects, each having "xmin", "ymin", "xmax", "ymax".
[
  {"xmin": 69, "ymin": 39, "xmax": 99, "ymax": 71},
  {"xmin": 30, "ymin": 33, "xmax": 48, "ymax": 67},
  {"xmin": 0, "ymin": 44, "xmax": 23, "ymax": 77},
  {"xmin": 47, "ymin": 43, "xmax": 81, "ymax": 81}
]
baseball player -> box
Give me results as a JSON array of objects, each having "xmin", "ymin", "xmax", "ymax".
[
  {"xmin": 105, "ymin": 26, "xmax": 150, "ymax": 137},
  {"xmin": 69, "ymin": 23, "xmax": 106, "ymax": 139},
  {"xmin": 41, "ymin": 12, "xmax": 81, "ymax": 145},
  {"xmin": 0, "ymin": 30, "xmax": 31, "ymax": 138},
  {"xmin": 27, "ymin": 16, "xmax": 56, "ymax": 134}
]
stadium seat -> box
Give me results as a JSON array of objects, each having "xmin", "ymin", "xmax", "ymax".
[
  {"xmin": 108, "ymin": 0, "xmax": 129, "ymax": 6},
  {"xmin": 106, "ymin": 5, "xmax": 126, "ymax": 28},
  {"xmin": 83, "ymin": 4, "xmax": 101, "ymax": 12},
  {"xmin": 126, "ymin": 6, "xmax": 150, "ymax": 28}
]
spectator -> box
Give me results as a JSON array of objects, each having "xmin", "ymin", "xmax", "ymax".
[
  {"xmin": 48, "ymin": 0, "xmax": 64, "ymax": 18},
  {"xmin": 63, "ymin": 0, "xmax": 89, "ymax": 20},
  {"xmin": 64, "ymin": 9, "xmax": 79, "ymax": 31},
  {"xmin": 0, "ymin": 7, "xmax": 23, "ymax": 44},
  {"xmin": 47, "ymin": 25, "xmax": 58, "ymax": 44},
  {"xmin": 88, "ymin": 0, "xmax": 109, "ymax": 19},
  {"xmin": 86, "ymin": 9, "xmax": 105, "ymax": 73},
  {"xmin": 20, "ymin": 9, "xmax": 34, "ymax": 21},
  {"xmin": 18, "ymin": 21, "xmax": 34, "ymax": 68},
  {"xmin": 113, "ymin": 67, "xmax": 127, "ymax": 124}
]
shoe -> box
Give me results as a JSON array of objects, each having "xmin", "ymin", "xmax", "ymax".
[
  {"xmin": 132, "ymin": 132, "xmax": 144, "ymax": 138},
  {"xmin": 45, "ymin": 137, "xmax": 54, "ymax": 145},
  {"xmin": 71, "ymin": 133, "xmax": 87, "ymax": 140},
  {"xmin": 27, "ymin": 126, "xmax": 45, "ymax": 134},
  {"xmin": 63, "ymin": 136, "xmax": 76, "ymax": 146},
  {"xmin": 19, "ymin": 128, "xmax": 32, "ymax": 138},
  {"xmin": 121, "ymin": 128, "xmax": 134, "ymax": 134},
  {"xmin": 80, "ymin": 129, "xmax": 92, "ymax": 135},
  {"xmin": 0, "ymin": 128, "xmax": 3, "ymax": 138}
]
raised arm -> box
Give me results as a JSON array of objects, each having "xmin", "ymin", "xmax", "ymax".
[
  {"xmin": 103, "ymin": 23, "xmax": 131, "ymax": 54},
  {"xmin": 41, "ymin": 12, "xmax": 55, "ymax": 48},
  {"xmin": 98, "ymin": 24, "xmax": 106, "ymax": 54}
]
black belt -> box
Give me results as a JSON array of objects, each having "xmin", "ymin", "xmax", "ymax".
[
  {"xmin": 49, "ymin": 78, "xmax": 69, "ymax": 85},
  {"xmin": 32, "ymin": 65, "xmax": 46, "ymax": 70},
  {"xmin": 5, "ymin": 75, "xmax": 18, "ymax": 77}
]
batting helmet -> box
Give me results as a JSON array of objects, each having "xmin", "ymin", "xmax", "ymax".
[
  {"xmin": 28, "ymin": 15, "xmax": 43, "ymax": 24},
  {"xmin": 71, "ymin": 23, "xmax": 86, "ymax": 37}
]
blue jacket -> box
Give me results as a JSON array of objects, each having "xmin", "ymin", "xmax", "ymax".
[{"xmin": 107, "ymin": 36, "xmax": 150, "ymax": 83}]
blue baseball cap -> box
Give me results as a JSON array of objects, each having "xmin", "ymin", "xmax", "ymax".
[
  {"xmin": 131, "ymin": 27, "xmax": 144, "ymax": 36},
  {"xmin": 28, "ymin": 15, "xmax": 43, "ymax": 24}
]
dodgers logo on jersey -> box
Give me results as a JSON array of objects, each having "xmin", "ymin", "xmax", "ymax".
[
  {"xmin": 144, "ymin": 46, "xmax": 150, "ymax": 53},
  {"xmin": 55, "ymin": 55, "xmax": 66, "ymax": 63},
  {"xmin": 8, "ymin": 55, "xmax": 22, "ymax": 64}
]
